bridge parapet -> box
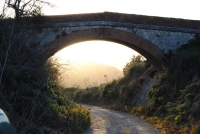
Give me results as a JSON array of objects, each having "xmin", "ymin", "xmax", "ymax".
[
  {"xmin": 37, "ymin": 21, "xmax": 200, "ymax": 34},
  {"xmin": 44, "ymin": 12, "xmax": 200, "ymax": 29}
]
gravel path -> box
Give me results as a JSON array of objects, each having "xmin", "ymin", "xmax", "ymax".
[{"xmin": 82, "ymin": 104, "xmax": 160, "ymax": 134}]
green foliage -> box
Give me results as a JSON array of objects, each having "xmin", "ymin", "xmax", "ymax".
[
  {"xmin": 52, "ymin": 104, "xmax": 90, "ymax": 133},
  {"xmin": 70, "ymin": 35, "xmax": 200, "ymax": 133},
  {"xmin": 191, "ymin": 124, "xmax": 200, "ymax": 134},
  {"xmin": 71, "ymin": 55, "xmax": 150, "ymax": 111},
  {"xmin": 66, "ymin": 37, "xmax": 200, "ymax": 133},
  {"xmin": 123, "ymin": 55, "xmax": 148, "ymax": 78},
  {"xmin": 0, "ymin": 41, "xmax": 90, "ymax": 134},
  {"xmin": 131, "ymin": 105, "xmax": 148, "ymax": 116},
  {"xmin": 0, "ymin": 2, "xmax": 90, "ymax": 133},
  {"xmin": 0, "ymin": 61, "xmax": 91, "ymax": 133},
  {"xmin": 140, "ymin": 37, "xmax": 200, "ymax": 132}
]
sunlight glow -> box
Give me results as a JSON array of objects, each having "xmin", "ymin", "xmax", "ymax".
[{"xmin": 53, "ymin": 41, "xmax": 138, "ymax": 71}]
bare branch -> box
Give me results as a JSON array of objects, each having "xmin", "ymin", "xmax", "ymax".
[
  {"xmin": 0, "ymin": 21, "xmax": 15, "ymax": 86},
  {"xmin": 6, "ymin": 0, "xmax": 54, "ymax": 19}
]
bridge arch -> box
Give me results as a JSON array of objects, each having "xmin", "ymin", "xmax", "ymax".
[{"xmin": 43, "ymin": 28, "xmax": 163, "ymax": 69}]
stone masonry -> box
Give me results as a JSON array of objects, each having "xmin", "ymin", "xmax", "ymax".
[{"xmin": 21, "ymin": 12, "xmax": 200, "ymax": 68}]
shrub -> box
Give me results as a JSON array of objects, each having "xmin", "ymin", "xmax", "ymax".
[
  {"xmin": 131, "ymin": 105, "xmax": 148, "ymax": 116},
  {"xmin": 191, "ymin": 124, "xmax": 200, "ymax": 134},
  {"xmin": 0, "ymin": 56, "xmax": 91, "ymax": 133},
  {"xmin": 52, "ymin": 104, "xmax": 90, "ymax": 133}
]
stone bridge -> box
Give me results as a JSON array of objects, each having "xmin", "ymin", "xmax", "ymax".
[{"xmin": 23, "ymin": 12, "xmax": 200, "ymax": 68}]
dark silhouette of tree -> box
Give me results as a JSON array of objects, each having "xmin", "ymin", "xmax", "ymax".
[
  {"xmin": 0, "ymin": 0, "xmax": 53, "ymax": 86},
  {"xmin": 7, "ymin": 0, "xmax": 53, "ymax": 19}
]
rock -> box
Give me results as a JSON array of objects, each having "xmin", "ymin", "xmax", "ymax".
[
  {"xmin": 192, "ymin": 100, "xmax": 200, "ymax": 115},
  {"xmin": 133, "ymin": 66, "xmax": 157, "ymax": 106},
  {"xmin": 133, "ymin": 77, "xmax": 157, "ymax": 106},
  {"xmin": 192, "ymin": 74, "xmax": 199, "ymax": 83},
  {"xmin": 137, "ymin": 75, "xmax": 147, "ymax": 83}
]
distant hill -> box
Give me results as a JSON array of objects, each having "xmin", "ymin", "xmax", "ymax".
[{"xmin": 60, "ymin": 61, "xmax": 123, "ymax": 88}]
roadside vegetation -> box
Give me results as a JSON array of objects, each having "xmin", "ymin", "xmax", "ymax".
[
  {"xmin": 67, "ymin": 36, "xmax": 200, "ymax": 133},
  {"xmin": 0, "ymin": 0, "xmax": 90, "ymax": 133},
  {"xmin": 66, "ymin": 55, "xmax": 151, "ymax": 110}
]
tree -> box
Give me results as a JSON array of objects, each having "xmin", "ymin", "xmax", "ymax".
[
  {"xmin": 0, "ymin": 0, "xmax": 53, "ymax": 86},
  {"xmin": 123, "ymin": 55, "xmax": 145, "ymax": 75},
  {"xmin": 0, "ymin": 1, "xmax": 90, "ymax": 133},
  {"xmin": 7, "ymin": 0, "xmax": 53, "ymax": 19}
]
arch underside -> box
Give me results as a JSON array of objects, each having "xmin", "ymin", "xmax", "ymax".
[{"xmin": 43, "ymin": 28, "xmax": 163, "ymax": 69}]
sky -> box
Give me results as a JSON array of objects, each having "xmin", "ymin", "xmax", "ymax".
[
  {"xmin": 43, "ymin": 0, "xmax": 200, "ymax": 20},
  {"xmin": 53, "ymin": 41, "xmax": 138, "ymax": 70},
  {"xmin": 43, "ymin": 0, "xmax": 200, "ymax": 71}
]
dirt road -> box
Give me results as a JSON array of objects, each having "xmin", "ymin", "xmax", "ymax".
[{"xmin": 82, "ymin": 104, "xmax": 160, "ymax": 134}]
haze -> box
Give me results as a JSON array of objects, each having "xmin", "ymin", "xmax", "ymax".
[
  {"xmin": 53, "ymin": 41, "xmax": 137, "ymax": 88},
  {"xmin": 54, "ymin": 41, "xmax": 138, "ymax": 71}
]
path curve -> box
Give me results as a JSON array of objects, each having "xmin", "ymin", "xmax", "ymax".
[{"xmin": 82, "ymin": 104, "xmax": 160, "ymax": 134}]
